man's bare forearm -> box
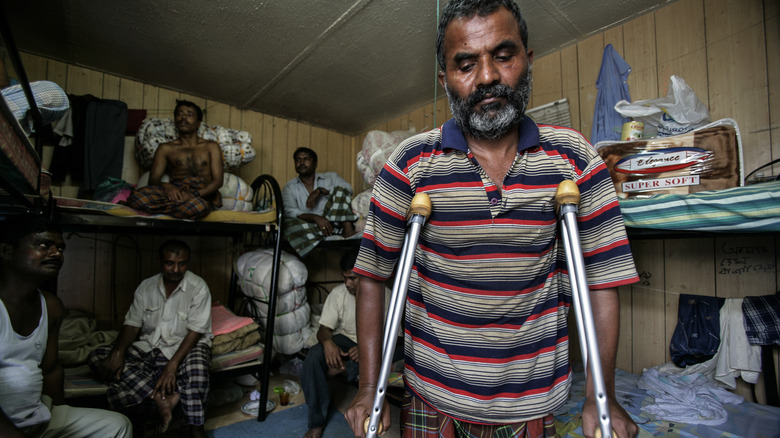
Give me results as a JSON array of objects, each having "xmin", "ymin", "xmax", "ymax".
[{"xmin": 356, "ymin": 276, "xmax": 386, "ymax": 388}]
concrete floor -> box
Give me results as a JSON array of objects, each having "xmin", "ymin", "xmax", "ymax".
[{"xmin": 204, "ymin": 369, "xmax": 402, "ymax": 438}]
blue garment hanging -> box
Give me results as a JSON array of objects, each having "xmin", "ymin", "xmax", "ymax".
[{"xmin": 590, "ymin": 44, "xmax": 631, "ymax": 144}]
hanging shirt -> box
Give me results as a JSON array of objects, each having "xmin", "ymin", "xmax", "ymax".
[{"xmin": 590, "ymin": 44, "xmax": 631, "ymax": 144}]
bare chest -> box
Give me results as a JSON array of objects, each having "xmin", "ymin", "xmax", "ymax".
[{"xmin": 169, "ymin": 147, "xmax": 212, "ymax": 177}]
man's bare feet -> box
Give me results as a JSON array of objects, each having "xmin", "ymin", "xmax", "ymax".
[
  {"xmin": 153, "ymin": 391, "xmax": 180, "ymax": 433},
  {"xmin": 303, "ymin": 426, "xmax": 324, "ymax": 438},
  {"xmin": 342, "ymin": 221, "xmax": 358, "ymax": 238}
]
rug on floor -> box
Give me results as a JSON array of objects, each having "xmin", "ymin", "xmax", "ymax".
[{"xmin": 207, "ymin": 404, "xmax": 353, "ymax": 437}]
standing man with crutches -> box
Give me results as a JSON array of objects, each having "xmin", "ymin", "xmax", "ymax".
[{"xmin": 346, "ymin": 1, "xmax": 640, "ymax": 437}]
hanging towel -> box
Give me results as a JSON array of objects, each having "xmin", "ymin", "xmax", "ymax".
[{"xmin": 590, "ymin": 44, "xmax": 631, "ymax": 144}]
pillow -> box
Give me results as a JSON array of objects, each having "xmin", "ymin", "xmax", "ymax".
[{"xmin": 134, "ymin": 117, "xmax": 256, "ymax": 170}]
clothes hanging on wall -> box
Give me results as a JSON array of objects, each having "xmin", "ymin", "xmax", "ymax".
[
  {"xmin": 49, "ymin": 94, "xmax": 127, "ymax": 199},
  {"xmin": 81, "ymin": 99, "xmax": 128, "ymax": 197},
  {"xmin": 669, "ymin": 294, "xmax": 724, "ymax": 367}
]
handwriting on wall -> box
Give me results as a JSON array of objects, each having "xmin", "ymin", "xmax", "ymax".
[{"xmin": 718, "ymin": 241, "xmax": 776, "ymax": 275}]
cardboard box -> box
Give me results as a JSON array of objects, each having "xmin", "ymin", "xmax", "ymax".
[{"xmin": 594, "ymin": 119, "xmax": 743, "ymax": 199}]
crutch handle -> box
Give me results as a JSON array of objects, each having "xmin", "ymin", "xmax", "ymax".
[
  {"xmin": 364, "ymin": 417, "xmax": 384, "ymax": 435},
  {"xmin": 408, "ymin": 192, "xmax": 432, "ymax": 218},
  {"xmin": 555, "ymin": 180, "xmax": 580, "ymax": 208},
  {"xmin": 594, "ymin": 429, "xmax": 617, "ymax": 438}
]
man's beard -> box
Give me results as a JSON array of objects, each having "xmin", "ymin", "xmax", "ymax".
[{"xmin": 446, "ymin": 67, "xmax": 533, "ymax": 140}]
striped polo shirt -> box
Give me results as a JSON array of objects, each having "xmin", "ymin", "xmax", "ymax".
[{"xmin": 354, "ymin": 117, "xmax": 638, "ymax": 424}]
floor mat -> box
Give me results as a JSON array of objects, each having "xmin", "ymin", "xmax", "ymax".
[{"xmin": 207, "ymin": 403, "xmax": 353, "ymax": 437}]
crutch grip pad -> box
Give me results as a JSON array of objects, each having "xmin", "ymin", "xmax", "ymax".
[
  {"xmin": 555, "ymin": 180, "xmax": 580, "ymax": 208},
  {"xmin": 364, "ymin": 416, "xmax": 384, "ymax": 435},
  {"xmin": 408, "ymin": 192, "xmax": 432, "ymax": 218},
  {"xmin": 594, "ymin": 428, "xmax": 616, "ymax": 438}
]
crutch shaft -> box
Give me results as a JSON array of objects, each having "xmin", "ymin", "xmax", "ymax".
[
  {"xmin": 556, "ymin": 181, "xmax": 612, "ymax": 438},
  {"xmin": 365, "ymin": 193, "xmax": 431, "ymax": 438}
]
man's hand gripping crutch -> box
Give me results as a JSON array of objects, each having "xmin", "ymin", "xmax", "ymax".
[
  {"xmin": 557, "ymin": 180, "xmax": 625, "ymax": 438},
  {"xmin": 344, "ymin": 192, "xmax": 431, "ymax": 438}
]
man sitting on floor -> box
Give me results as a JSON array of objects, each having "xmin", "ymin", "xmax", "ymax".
[
  {"xmin": 282, "ymin": 147, "xmax": 359, "ymax": 257},
  {"xmin": 127, "ymin": 100, "xmax": 223, "ymax": 219},
  {"xmin": 302, "ymin": 250, "xmax": 362, "ymax": 438},
  {"xmin": 0, "ymin": 212, "xmax": 132, "ymax": 438},
  {"xmin": 88, "ymin": 239, "xmax": 212, "ymax": 438},
  {"xmin": 301, "ymin": 249, "xmax": 399, "ymax": 438}
]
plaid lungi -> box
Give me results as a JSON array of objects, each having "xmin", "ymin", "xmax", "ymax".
[
  {"xmin": 126, "ymin": 176, "xmax": 222, "ymax": 219},
  {"xmin": 283, "ymin": 185, "xmax": 358, "ymax": 257},
  {"xmin": 742, "ymin": 295, "xmax": 780, "ymax": 346},
  {"xmin": 400, "ymin": 391, "xmax": 558, "ymax": 438},
  {"xmin": 87, "ymin": 343, "xmax": 211, "ymax": 426}
]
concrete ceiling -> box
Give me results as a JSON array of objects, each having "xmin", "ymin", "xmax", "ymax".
[{"xmin": 2, "ymin": 0, "xmax": 674, "ymax": 135}]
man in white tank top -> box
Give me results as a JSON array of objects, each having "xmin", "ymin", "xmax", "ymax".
[{"xmin": 0, "ymin": 212, "xmax": 132, "ymax": 437}]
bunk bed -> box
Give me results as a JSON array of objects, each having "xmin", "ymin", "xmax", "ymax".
[{"xmin": 0, "ymin": 17, "xmax": 282, "ymax": 422}]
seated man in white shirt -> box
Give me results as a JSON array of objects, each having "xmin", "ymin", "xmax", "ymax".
[
  {"xmin": 301, "ymin": 250, "xmax": 400, "ymax": 438},
  {"xmin": 88, "ymin": 239, "xmax": 212, "ymax": 438},
  {"xmin": 282, "ymin": 147, "xmax": 359, "ymax": 257}
]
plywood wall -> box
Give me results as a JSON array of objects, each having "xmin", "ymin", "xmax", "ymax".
[
  {"xmin": 20, "ymin": 0, "xmax": 778, "ymax": 388},
  {"xmin": 367, "ymin": 0, "xmax": 780, "ymax": 388},
  {"xmin": 19, "ymin": 53, "xmax": 359, "ymax": 328}
]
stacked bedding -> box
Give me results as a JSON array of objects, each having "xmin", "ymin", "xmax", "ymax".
[
  {"xmin": 210, "ymin": 303, "xmax": 264, "ymax": 370},
  {"xmin": 236, "ymin": 249, "xmax": 314, "ymax": 355}
]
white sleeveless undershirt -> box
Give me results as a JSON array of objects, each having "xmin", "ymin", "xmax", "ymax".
[{"xmin": 0, "ymin": 291, "xmax": 51, "ymax": 428}]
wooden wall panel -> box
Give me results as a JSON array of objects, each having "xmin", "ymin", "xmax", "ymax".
[
  {"xmin": 715, "ymin": 236, "xmax": 777, "ymax": 298},
  {"xmin": 531, "ymin": 51, "xmax": 562, "ymax": 107},
  {"xmin": 616, "ymin": 286, "xmax": 633, "ymax": 372},
  {"xmin": 706, "ymin": 0, "xmax": 770, "ymax": 177},
  {"xmin": 767, "ymin": 0, "xmax": 780, "ymax": 176},
  {"xmin": 576, "ymin": 34, "xmax": 603, "ymax": 142},
  {"xmin": 560, "ymin": 45, "xmax": 581, "ymax": 133},
  {"xmin": 622, "ymin": 13, "xmax": 659, "ymax": 101},
  {"xmin": 655, "ymin": 0, "xmax": 708, "ymax": 102},
  {"xmin": 630, "ymin": 240, "xmax": 668, "ymax": 373},
  {"xmin": 20, "ymin": 0, "xmax": 779, "ymax": 381}
]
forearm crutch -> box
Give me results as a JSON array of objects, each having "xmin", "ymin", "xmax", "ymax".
[
  {"xmin": 364, "ymin": 192, "xmax": 432, "ymax": 438},
  {"xmin": 555, "ymin": 180, "xmax": 612, "ymax": 438}
]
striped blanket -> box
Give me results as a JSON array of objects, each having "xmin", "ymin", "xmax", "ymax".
[{"xmin": 619, "ymin": 181, "xmax": 780, "ymax": 232}]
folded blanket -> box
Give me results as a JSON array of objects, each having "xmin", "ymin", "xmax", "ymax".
[
  {"xmin": 211, "ymin": 303, "xmax": 255, "ymax": 336},
  {"xmin": 58, "ymin": 312, "xmax": 117, "ymax": 366},
  {"xmin": 212, "ymin": 323, "xmax": 262, "ymax": 355}
]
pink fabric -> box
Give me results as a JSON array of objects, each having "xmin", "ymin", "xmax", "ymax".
[{"xmin": 211, "ymin": 303, "xmax": 254, "ymax": 336}]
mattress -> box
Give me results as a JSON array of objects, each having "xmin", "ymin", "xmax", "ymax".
[
  {"xmin": 619, "ymin": 181, "xmax": 780, "ymax": 233},
  {"xmin": 55, "ymin": 196, "xmax": 277, "ymax": 224},
  {"xmin": 554, "ymin": 369, "xmax": 780, "ymax": 437}
]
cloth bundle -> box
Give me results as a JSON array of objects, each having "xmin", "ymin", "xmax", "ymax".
[
  {"xmin": 236, "ymin": 249, "xmax": 314, "ymax": 355},
  {"xmin": 356, "ymin": 127, "xmax": 417, "ymax": 186},
  {"xmin": 134, "ymin": 117, "xmax": 255, "ymax": 170},
  {"xmin": 210, "ymin": 303, "xmax": 262, "ymax": 356}
]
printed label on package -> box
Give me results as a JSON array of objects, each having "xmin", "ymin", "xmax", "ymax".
[
  {"xmin": 614, "ymin": 147, "xmax": 712, "ymax": 174},
  {"xmin": 622, "ymin": 175, "xmax": 700, "ymax": 192}
]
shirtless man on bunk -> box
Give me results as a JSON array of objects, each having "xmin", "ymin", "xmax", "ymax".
[{"xmin": 127, "ymin": 100, "xmax": 224, "ymax": 219}]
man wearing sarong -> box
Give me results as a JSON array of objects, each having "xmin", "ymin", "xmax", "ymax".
[
  {"xmin": 282, "ymin": 147, "xmax": 358, "ymax": 257},
  {"xmin": 88, "ymin": 239, "xmax": 212, "ymax": 438},
  {"xmin": 127, "ymin": 100, "xmax": 223, "ymax": 219}
]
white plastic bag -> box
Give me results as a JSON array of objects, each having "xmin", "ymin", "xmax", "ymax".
[{"xmin": 614, "ymin": 75, "xmax": 710, "ymax": 137}]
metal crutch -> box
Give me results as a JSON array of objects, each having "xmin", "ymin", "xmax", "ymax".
[
  {"xmin": 555, "ymin": 180, "xmax": 613, "ymax": 438},
  {"xmin": 364, "ymin": 192, "xmax": 432, "ymax": 438}
]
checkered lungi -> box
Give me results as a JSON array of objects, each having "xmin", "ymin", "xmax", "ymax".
[
  {"xmin": 87, "ymin": 343, "xmax": 211, "ymax": 426},
  {"xmin": 400, "ymin": 391, "xmax": 558, "ymax": 438},
  {"xmin": 126, "ymin": 176, "xmax": 222, "ymax": 219},
  {"xmin": 283, "ymin": 185, "xmax": 358, "ymax": 257}
]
